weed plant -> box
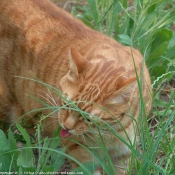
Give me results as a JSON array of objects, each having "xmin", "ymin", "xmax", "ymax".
[{"xmin": 0, "ymin": 0, "xmax": 175, "ymax": 174}]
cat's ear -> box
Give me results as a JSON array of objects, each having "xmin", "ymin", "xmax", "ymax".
[
  {"xmin": 104, "ymin": 77, "xmax": 137, "ymax": 105},
  {"xmin": 67, "ymin": 48, "xmax": 89, "ymax": 82},
  {"xmin": 68, "ymin": 48, "xmax": 88, "ymax": 73}
]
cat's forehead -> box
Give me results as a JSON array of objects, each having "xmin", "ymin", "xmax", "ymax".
[
  {"xmin": 80, "ymin": 60, "xmax": 126, "ymax": 94},
  {"xmin": 84, "ymin": 59, "xmax": 126, "ymax": 79},
  {"xmin": 78, "ymin": 82, "xmax": 101, "ymax": 101}
]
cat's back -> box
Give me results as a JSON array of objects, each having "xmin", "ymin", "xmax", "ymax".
[
  {"xmin": 0, "ymin": 0, "xmax": 93, "ymax": 38},
  {"xmin": 0, "ymin": 0, "xmax": 150, "ymax": 87},
  {"xmin": 0, "ymin": 0, "xmax": 73, "ymax": 23},
  {"xmin": 0, "ymin": 0, "xmax": 99, "ymax": 66}
]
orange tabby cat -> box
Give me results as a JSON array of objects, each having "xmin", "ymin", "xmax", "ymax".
[{"xmin": 0, "ymin": 0, "xmax": 152, "ymax": 174}]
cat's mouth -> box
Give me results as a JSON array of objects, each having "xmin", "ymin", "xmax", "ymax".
[{"xmin": 60, "ymin": 128, "xmax": 72, "ymax": 138}]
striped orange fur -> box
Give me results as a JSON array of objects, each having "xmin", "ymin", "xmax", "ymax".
[{"xmin": 0, "ymin": 0, "xmax": 152, "ymax": 174}]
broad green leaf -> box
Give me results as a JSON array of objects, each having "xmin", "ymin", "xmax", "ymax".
[
  {"xmin": 50, "ymin": 147, "xmax": 65, "ymax": 171},
  {"xmin": 0, "ymin": 130, "xmax": 11, "ymax": 172},
  {"xmin": 53, "ymin": 126, "xmax": 62, "ymax": 138},
  {"xmin": 147, "ymin": 41, "xmax": 168, "ymax": 67},
  {"xmin": 16, "ymin": 124, "xmax": 34, "ymax": 168},
  {"xmin": 0, "ymin": 130, "xmax": 9, "ymax": 152},
  {"xmin": 151, "ymin": 29, "xmax": 173, "ymax": 52},
  {"xmin": 164, "ymin": 46, "xmax": 175, "ymax": 58},
  {"xmin": 150, "ymin": 65, "xmax": 166, "ymax": 79},
  {"xmin": 42, "ymin": 166, "xmax": 54, "ymax": 172},
  {"xmin": 118, "ymin": 34, "xmax": 133, "ymax": 46},
  {"xmin": 16, "ymin": 123, "xmax": 32, "ymax": 147},
  {"xmin": 8, "ymin": 129, "xmax": 20, "ymax": 171},
  {"xmin": 8, "ymin": 129, "xmax": 17, "ymax": 150},
  {"xmin": 19, "ymin": 166, "xmax": 36, "ymax": 174},
  {"xmin": 147, "ymin": 4, "xmax": 156, "ymax": 14},
  {"xmin": 17, "ymin": 148, "xmax": 34, "ymax": 167}
]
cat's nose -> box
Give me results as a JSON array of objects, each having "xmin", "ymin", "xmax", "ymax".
[
  {"xmin": 63, "ymin": 121, "xmax": 74, "ymax": 130},
  {"xmin": 64, "ymin": 125, "xmax": 71, "ymax": 130},
  {"xmin": 63, "ymin": 116, "xmax": 76, "ymax": 130}
]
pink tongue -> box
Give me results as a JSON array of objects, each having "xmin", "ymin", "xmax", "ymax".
[{"xmin": 60, "ymin": 128, "xmax": 72, "ymax": 138}]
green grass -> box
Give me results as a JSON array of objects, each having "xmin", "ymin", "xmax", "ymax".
[{"xmin": 1, "ymin": 0, "xmax": 175, "ymax": 174}]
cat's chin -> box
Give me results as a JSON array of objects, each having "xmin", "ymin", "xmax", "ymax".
[{"xmin": 60, "ymin": 128, "xmax": 72, "ymax": 138}]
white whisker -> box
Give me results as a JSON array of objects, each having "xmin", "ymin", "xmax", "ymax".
[
  {"xmin": 38, "ymin": 93, "xmax": 56, "ymax": 107},
  {"xmin": 46, "ymin": 88, "xmax": 59, "ymax": 107},
  {"xmin": 38, "ymin": 88, "xmax": 59, "ymax": 107}
]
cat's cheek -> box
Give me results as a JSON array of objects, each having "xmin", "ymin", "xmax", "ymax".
[
  {"xmin": 58, "ymin": 111, "xmax": 70, "ymax": 129},
  {"xmin": 60, "ymin": 75, "xmax": 80, "ymax": 100},
  {"xmin": 73, "ymin": 123, "xmax": 89, "ymax": 135}
]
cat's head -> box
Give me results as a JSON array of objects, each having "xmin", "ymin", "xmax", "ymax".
[{"xmin": 58, "ymin": 48, "xmax": 137, "ymax": 138}]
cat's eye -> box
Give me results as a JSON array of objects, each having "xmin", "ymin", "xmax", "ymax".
[{"xmin": 121, "ymin": 113, "xmax": 125, "ymax": 116}]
